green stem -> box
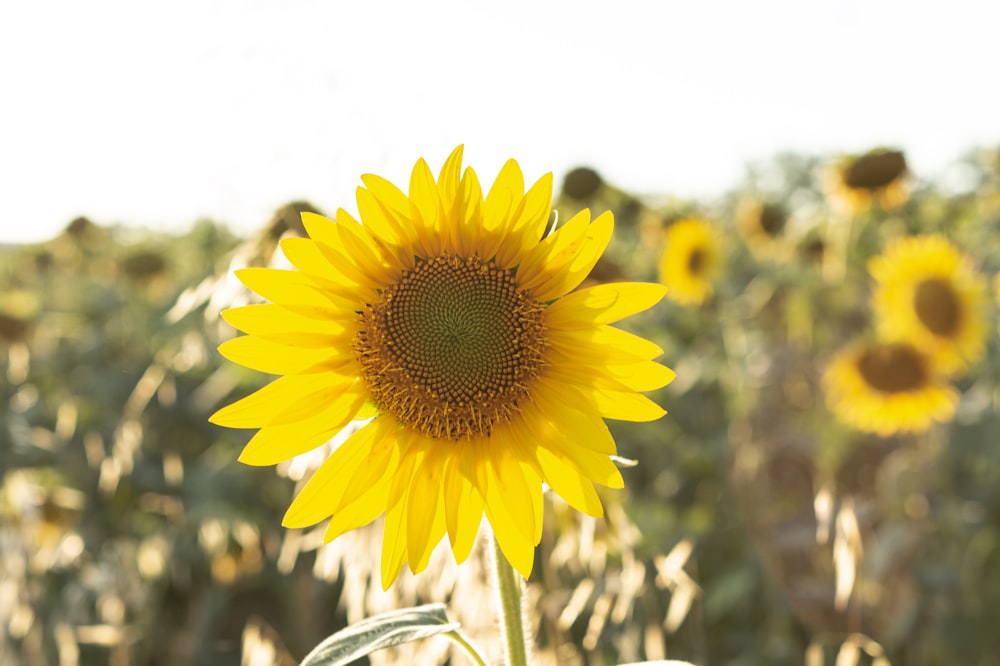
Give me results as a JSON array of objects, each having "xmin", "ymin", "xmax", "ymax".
[
  {"xmin": 444, "ymin": 629, "xmax": 489, "ymax": 666},
  {"xmin": 491, "ymin": 532, "xmax": 530, "ymax": 666}
]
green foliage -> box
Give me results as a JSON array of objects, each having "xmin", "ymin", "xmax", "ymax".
[{"xmin": 297, "ymin": 605, "xmax": 460, "ymax": 666}]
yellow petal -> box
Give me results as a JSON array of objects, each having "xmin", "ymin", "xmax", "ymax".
[
  {"xmin": 234, "ymin": 268, "xmax": 354, "ymax": 308},
  {"xmin": 334, "ymin": 214, "xmax": 402, "ymax": 285},
  {"xmin": 322, "ymin": 478, "xmax": 387, "ymax": 542},
  {"xmin": 352, "ymin": 181, "xmax": 407, "ymax": 248},
  {"xmin": 526, "ymin": 389, "xmax": 616, "ymax": 455},
  {"xmin": 321, "ymin": 438, "xmax": 397, "ymax": 541},
  {"xmin": 481, "ymin": 464, "xmax": 536, "ymax": 579},
  {"xmin": 516, "ymin": 208, "xmax": 592, "ymax": 290},
  {"xmin": 452, "ymin": 167, "xmax": 483, "ymax": 257},
  {"xmin": 218, "ymin": 335, "xmax": 335, "ymax": 375},
  {"xmin": 237, "ymin": 383, "xmax": 367, "ymax": 466},
  {"xmin": 478, "ymin": 159, "xmax": 526, "ymax": 259},
  {"xmin": 282, "ymin": 419, "xmax": 384, "ymax": 528},
  {"xmin": 484, "ymin": 159, "xmax": 524, "ymax": 230},
  {"xmin": 547, "ymin": 282, "xmax": 668, "ymax": 328},
  {"xmin": 210, "ymin": 371, "xmax": 352, "ymax": 429},
  {"xmin": 437, "ymin": 145, "xmax": 465, "ymax": 213},
  {"xmin": 299, "ymin": 212, "xmax": 345, "ymax": 251},
  {"xmin": 311, "ymin": 239, "xmax": 390, "ymax": 291},
  {"xmin": 606, "ymin": 362, "xmax": 676, "ymax": 392},
  {"xmin": 550, "ymin": 325, "xmax": 665, "ymax": 364},
  {"xmin": 590, "ymin": 387, "xmax": 666, "ymax": 422},
  {"xmin": 321, "ymin": 426, "xmax": 401, "ymax": 538},
  {"xmin": 542, "ymin": 359, "xmax": 674, "ymax": 396},
  {"xmin": 406, "ymin": 443, "xmax": 448, "ymax": 573},
  {"xmin": 514, "ymin": 172, "xmax": 554, "ymax": 245},
  {"xmin": 487, "ymin": 442, "xmax": 537, "ymax": 544},
  {"xmin": 496, "ymin": 173, "xmax": 553, "ymax": 269},
  {"xmin": 530, "ymin": 211, "xmax": 615, "ymax": 301},
  {"xmin": 535, "ymin": 445, "xmax": 604, "ymax": 517},
  {"xmin": 443, "ymin": 445, "xmax": 485, "ymax": 564},
  {"xmin": 516, "ymin": 399, "xmax": 625, "ymax": 488},
  {"xmin": 279, "ymin": 237, "xmax": 350, "ymax": 283},
  {"xmin": 381, "ymin": 437, "xmax": 422, "ymax": 589},
  {"xmin": 221, "ymin": 304, "xmax": 349, "ymax": 341},
  {"xmin": 407, "ymin": 158, "xmax": 443, "ymax": 257}
]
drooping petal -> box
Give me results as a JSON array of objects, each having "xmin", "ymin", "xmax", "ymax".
[
  {"xmin": 321, "ymin": 425, "xmax": 401, "ymax": 538},
  {"xmin": 535, "ymin": 445, "xmax": 605, "ymax": 517},
  {"xmin": 480, "ymin": 461, "xmax": 536, "ymax": 579},
  {"xmin": 380, "ymin": 436, "xmax": 422, "ymax": 588},
  {"xmin": 443, "ymin": 444, "xmax": 485, "ymax": 564},
  {"xmin": 406, "ymin": 442, "xmax": 449, "ymax": 573},
  {"xmin": 282, "ymin": 418, "xmax": 387, "ymax": 527}
]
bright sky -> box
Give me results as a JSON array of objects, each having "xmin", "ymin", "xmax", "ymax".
[{"xmin": 1, "ymin": 0, "xmax": 997, "ymax": 244}]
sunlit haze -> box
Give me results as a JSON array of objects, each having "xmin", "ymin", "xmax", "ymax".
[{"xmin": 2, "ymin": 0, "xmax": 997, "ymax": 244}]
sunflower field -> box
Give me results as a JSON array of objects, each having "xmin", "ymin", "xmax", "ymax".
[{"xmin": 2, "ymin": 145, "xmax": 1000, "ymax": 666}]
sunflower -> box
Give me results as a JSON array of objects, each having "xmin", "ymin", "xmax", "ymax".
[
  {"xmin": 658, "ymin": 217, "xmax": 720, "ymax": 305},
  {"xmin": 822, "ymin": 339, "xmax": 957, "ymax": 436},
  {"xmin": 870, "ymin": 234, "xmax": 986, "ymax": 375},
  {"xmin": 210, "ymin": 146, "xmax": 674, "ymax": 588},
  {"xmin": 825, "ymin": 148, "xmax": 909, "ymax": 215},
  {"xmin": 737, "ymin": 198, "xmax": 789, "ymax": 260}
]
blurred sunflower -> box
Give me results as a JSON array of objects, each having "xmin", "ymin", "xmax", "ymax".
[
  {"xmin": 823, "ymin": 339, "xmax": 957, "ymax": 436},
  {"xmin": 210, "ymin": 146, "xmax": 674, "ymax": 588},
  {"xmin": 825, "ymin": 148, "xmax": 909, "ymax": 215},
  {"xmin": 737, "ymin": 199, "xmax": 789, "ymax": 260},
  {"xmin": 658, "ymin": 218, "xmax": 720, "ymax": 305},
  {"xmin": 870, "ymin": 235, "xmax": 986, "ymax": 375}
]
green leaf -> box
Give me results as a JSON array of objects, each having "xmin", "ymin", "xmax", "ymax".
[{"xmin": 298, "ymin": 603, "xmax": 461, "ymax": 666}]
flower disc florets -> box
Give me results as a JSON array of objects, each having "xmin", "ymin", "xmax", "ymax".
[{"xmin": 356, "ymin": 253, "xmax": 546, "ymax": 440}]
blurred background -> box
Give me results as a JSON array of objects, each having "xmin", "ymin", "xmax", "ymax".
[{"xmin": 2, "ymin": 1, "xmax": 1000, "ymax": 665}]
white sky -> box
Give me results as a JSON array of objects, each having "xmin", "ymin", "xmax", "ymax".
[{"xmin": 1, "ymin": 0, "xmax": 997, "ymax": 244}]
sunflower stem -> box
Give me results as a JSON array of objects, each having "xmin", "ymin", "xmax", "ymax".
[{"xmin": 491, "ymin": 533, "xmax": 530, "ymax": 666}]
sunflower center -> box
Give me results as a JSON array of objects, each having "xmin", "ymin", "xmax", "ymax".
[
  {"xmin": 758, "ymin": 204, "xmax": 787, "ymax": 236},
  {"xmin": 687, "ymin": 248, "xmax": 706, "ymax": 275},
  {"xmin": 914, "ymin": 278, "xmax": 961, "ymax": 337},
  {"xmin": 355, "ymin": 254, "xmax": 547, "ymax": 440},
  {"xmin": 856, "ymin": 343, "xmax": 928, "ymax": 394},
  {"xmin": 842, "ymin": 150, "xmax": 907, "ymax": 190}
]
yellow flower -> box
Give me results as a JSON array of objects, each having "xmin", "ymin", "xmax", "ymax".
[
  {"xmin": 210, "ymin": 146, "xmax": 674, "ymax": 588},
  {"xmin": 823, "ymin": 339, "xmax": 957, "ymax": 436},
  {"xmin": 658, "ymin": 218, "xmax": 719, "ymax": 305},
  {"xmin": 736, "ymin": 198, "xmax": 789, "ymax": 261},
  {"xmin": 870, "ymin": 235, "xmax": 986, "ymax": 375},
  {"xmin": 825, "ymin": 148, "xmax": 909, "ymax": 215}
]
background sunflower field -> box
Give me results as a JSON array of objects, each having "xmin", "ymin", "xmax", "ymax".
[{"xmin": 2, "ymin": 146, "xmax": 1000, "ymax": 666}]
